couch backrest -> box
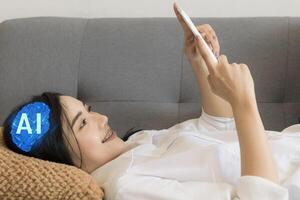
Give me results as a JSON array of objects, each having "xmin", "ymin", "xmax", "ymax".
[{"xmin": 0, "ymin": 17, "xmax": 299, "ymax": 134}]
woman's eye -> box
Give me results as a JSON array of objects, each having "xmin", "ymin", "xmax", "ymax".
[
  {"xmin": 80, "ymin": 119, "xmax": 87, "ymax": 129},
  {"xmin": 80, "ymin": 105, "xmax": 91, "ymax": 129}
]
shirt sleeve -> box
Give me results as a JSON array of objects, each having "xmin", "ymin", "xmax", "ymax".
[
  {"xmin": 115, "ymin": 174, "xmax": 289, "ymax": 200},
  {"xmin": 167, "ymin": 107, "xmax": 236, "ymax": 133},
  {"xmin": 197, "ymin": 107, "xmax": 237, "ymax": 132},
  {"xmin": 235, "ymin": 176, "xmax": 289, "ymax": 200}
]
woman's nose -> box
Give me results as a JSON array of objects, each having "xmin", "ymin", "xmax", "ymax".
[
  {"xmin": 102, "ymin": 115, "xmax": 108, "ymax": 124},
  {"xmin": 97, "ymin": 114, "xmax": 108, "ymax": 126}
]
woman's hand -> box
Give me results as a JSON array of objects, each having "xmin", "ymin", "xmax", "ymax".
[
  {"xmin": 195, "ymin": 35, "xmax": 256, "ymax": 108},
  {"xmin": 173, "ymin": 2, "xmax": 255, "ymax": 109},
  {"xmin": 173, "ymin": 3, "xmax": 220, "ymax": 68},
  {"xmin": 190, "ymin": 22, "xmax": 279, "ymax": 184}
]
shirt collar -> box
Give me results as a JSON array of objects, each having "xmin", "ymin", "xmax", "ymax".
[{"xmin": 90, "ymin": 140, "xmax": 139, "ymax": 185}]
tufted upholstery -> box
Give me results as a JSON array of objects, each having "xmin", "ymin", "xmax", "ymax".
[{"xmin": 0, "ymin": 17, "xmax": 299, "ymax": 137}]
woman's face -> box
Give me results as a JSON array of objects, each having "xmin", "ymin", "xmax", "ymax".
[{"xmin": 59, "ymin": 95, "xmax": 126, "ymax": 173}]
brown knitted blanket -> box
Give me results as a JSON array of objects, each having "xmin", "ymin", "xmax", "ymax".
[{"xmin": 0, "ymin": 127, "xmax": 104, "ymax": 200}]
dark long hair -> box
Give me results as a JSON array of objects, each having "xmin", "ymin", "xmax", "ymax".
[
  {"xmin": 2, "ymin": 92, "xmax": 143, "ymax": 168},
  {"xmin": 122, "ymin": 127, "xmax": 144, "ymax": 141}
]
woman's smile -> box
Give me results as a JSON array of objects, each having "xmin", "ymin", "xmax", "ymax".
[
  {"xmin": 103, "ymin": 128, "xmax": 117, "ymax": 143},
  {"xmin": 105, "ymin": 131, "xmax": 117, "ymax": 142}
]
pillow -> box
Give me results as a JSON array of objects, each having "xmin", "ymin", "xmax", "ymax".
[{"xmin": 0, "ymin": 127, "xmax": 104, "ymax": 199}]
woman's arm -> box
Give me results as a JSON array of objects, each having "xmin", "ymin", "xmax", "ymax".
[
  {"xmin": 232, "ymin": 97, "xmax": 279, "ymax": 183},
  {"xmin": 194, "ymin": 34, "xmax": 280, "ymax": 184},
  {"xmin": 186, "ymin": 26, "xmax": 234, "ymax": 118},
  {"xmin": 174, "ymin": 3, "xmax": 279, "ymax": 184},
  {"xmin": 173, "ymin": 5, "xmax": 233, "ymax": 118},
  {"xmin": 193, "ymin": 54, "xmax": 234, "ymax": 118}
]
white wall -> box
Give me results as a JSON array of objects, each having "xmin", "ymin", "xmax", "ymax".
[{"xmin": 0, "ymin": 0, "xmax": 299, "ymax": 23}]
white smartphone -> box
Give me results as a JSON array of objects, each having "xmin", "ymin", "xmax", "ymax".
[{"xmin": 175, "ymin": 3, "xmax": 218, "ymax": 64}]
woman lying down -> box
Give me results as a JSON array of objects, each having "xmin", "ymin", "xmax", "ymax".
[{"xmin": 3, "ymin": 9, "xmax": 300, "ymax": 200}]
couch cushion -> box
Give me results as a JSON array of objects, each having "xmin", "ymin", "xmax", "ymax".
[{"xmin": 0, "ymin": 127, "xmax": 104, "ymax": 200}]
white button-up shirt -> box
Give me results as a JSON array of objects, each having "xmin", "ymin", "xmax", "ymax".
[{"xmin": 91, "ymin": 108, "xmax": 299, "ymax": 200}]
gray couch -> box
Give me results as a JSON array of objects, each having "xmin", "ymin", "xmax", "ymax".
[{"xmin": 0, "ymin": 17, "xmax": 299, "ymax": 136}]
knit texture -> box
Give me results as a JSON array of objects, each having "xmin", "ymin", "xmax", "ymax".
[{"xmin": 0, "ymin": 127, "xmax": 104, "ymax": 200}]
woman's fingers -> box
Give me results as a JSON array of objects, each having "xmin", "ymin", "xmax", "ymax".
[
  {"xmin": 213, "ymin": 35, "xmax": 220, "ymax": 56},
  {"xmin": 201, "ymin": 33, "xmax": 214, "ymax": 53},
  {"xmin": 197, "ymin": 25, "xmax": 220, "ymax": 57},
  {"xmin": 195, "ymin": 35, "xmax": 217, "ymax": 75},
  {"xmin": 219, "ymin": 55, "xmax": 228, "ymax": 65},
  {"xmin": 209, "ymin": 36, "xmax": 220, "ymax": 57},
  {"xmin": 173, "ymin": 5, "xmax": 220, "ymax": 57}
]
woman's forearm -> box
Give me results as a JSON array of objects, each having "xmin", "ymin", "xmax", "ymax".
[
  {"xmin": 192, "ymin": 62, "xmax": 234, "ymax": 118},
  {"xmin": 232, "ymin": 99, "xmax": 279, "ymax": 184}
]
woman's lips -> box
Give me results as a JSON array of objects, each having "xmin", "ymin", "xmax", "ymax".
[{"xmin": 106, "ymin": 131, "xmax": 116, "ymax": 142}]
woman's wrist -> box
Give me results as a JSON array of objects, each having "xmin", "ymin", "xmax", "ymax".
[{"xmin": 231, "ymin": 96, "xmax": 257, "ymax": 116}]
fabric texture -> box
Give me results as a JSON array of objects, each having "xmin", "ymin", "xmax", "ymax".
[{"xmin": 0, "ymin": 127, "xmax": 104, "ymax": 200}]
